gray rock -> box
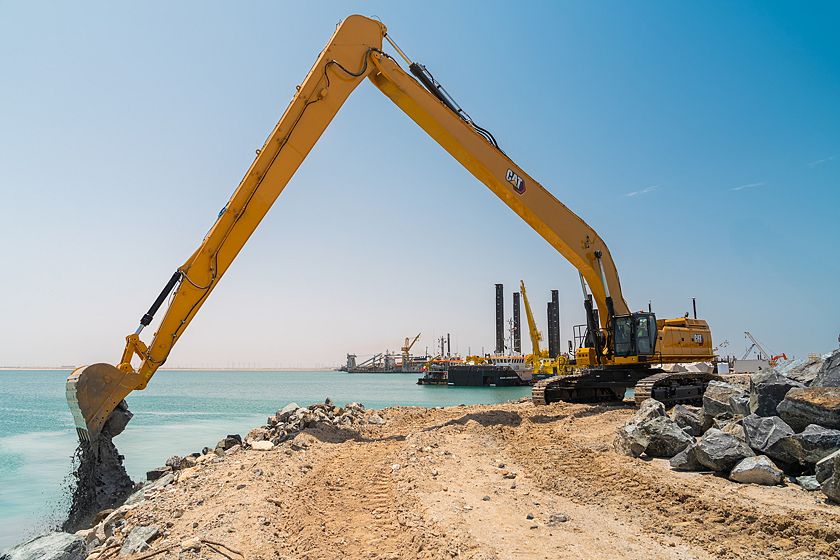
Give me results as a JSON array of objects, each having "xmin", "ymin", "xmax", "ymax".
[
  {"xmin": 367, "ymin": 413, "xmax": 386, "ymax": 425},
  {"xmin": 712, "ymin": 414, "xmax": 736, "ymax": 431},
  {"xmin": 695, "ymin": 428, "xmax": 755, "ymax": 472},
  {"xmin": 119, "ymin": 525, "xmax": 159, "ymax": 556},
  {"xmin": 821, "ymin": 453, "xmax": 840, "ymax": 502},
  {"xmin": 276, "ymin": 402, "xmax": 302, "ymax": 422},
  {"xmin": 669, "ymin": 443, "xmax": 704, "ymax": 471},
  {"xmin": 639, "ymin": 416, "xmax": 693, "ymax": 458},
  {"xmin": 145, "ymin": 472, "xmax": 174, "ymax": 492},
  {"xmin": 749, "ymin": 369, "xmax": 804, "ymax": 417},
  {"xmin": 816, "ymin": 449, "xmax": 839, "ymax": 483},
  {"xmin": 164, "ymin": 455, "xmax": 183, "ymax": 470},
  {"xmin": 721, "ymin": 420, "xmax": 747, "ymax": 441},
  {"xmin": 791, "ymin": 424, "xmax": 840, "ymax": 464},
  {"xmin": 145, "ymin": 466, "xmax": 171, "ymax": 482},
  {"xmin": 670, "ymin": 404, "xmax": 704, "ymax": 436},
  {"xmin": 0, "ymin": 533, "xmax": 85, "ymax": 560},
  {"xmin": 813, "ymin": 349, "xmax": 840, "ymax": 387},
  {"xmin": 101, "ymin": 400, "xmax": 133, "ymax": 438},
  {"xmin": 776, "ymin": 387, "xmax": 840, "ymax": 431},
  {"xmin": 547, "ymin": 513, "xmax": 568, "ymax": 525},
  {"xmin": 216, "ymin": 434, "xmax": 242, "ymax": 451},
  {"xmin": 636, "ymin": 398, "xmax": 666, "ymax": 424},
  {"xmin": 796, "ymin": 475, "xmax": 822, "ymax": 491},
  {"xmin": 729, "ymin": 394, "xmax": 751, "ymax": 417},
  {"xmin": 703, "ymin": 381, "xmax": 748, "ymax": 419},
  {"xmin": 742, "ymin": 414, "xmax": 802, "ymax": 469},
  {"xmin": 779, "ymin": 354, "xmax": 827, "ymax": 386},
  {"xmin": 614, "ymin": 422, "xmax": 649, "ymax": 458},
  {"xmin": 729, "ymin": 455, "xmax": 784, "ymax": 485}
]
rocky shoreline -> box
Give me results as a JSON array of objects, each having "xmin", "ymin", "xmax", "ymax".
[
  {"xmin": 2, "ymin": 351, "xmax": 839, "ymax": 560},
  {"xmin": 2, "ymin": 400, "xmax": 380, "ymax": 560},
  {"xmin": 615, "ymin": 348, "xmax": 840, "ymax": 502}
]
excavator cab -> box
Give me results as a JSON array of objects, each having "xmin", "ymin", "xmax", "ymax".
[{"xmin": 612, "ymin": 312, "xmax": 657, "ymax": 358}]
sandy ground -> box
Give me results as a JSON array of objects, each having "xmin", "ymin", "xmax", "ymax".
[{"xmin": 91, "ymin": 400, "xmax": 839, "ymax": 560}]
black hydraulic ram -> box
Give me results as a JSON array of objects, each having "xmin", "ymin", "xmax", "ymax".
[
  {"xmin": 137, "ymin": 271, "xmax": 183, "ymax": 333},
  {"xmin": 408, "ymin": 61, "xmax": 502, "ymax": 150}
]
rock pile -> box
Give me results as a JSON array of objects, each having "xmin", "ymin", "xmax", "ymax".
[
  {"xmin": 616, "ymin": 354, "xmax": 840, "ymax": 503},
  {"xmin": 246, "ymin": 399, "xmax": 370, "ymax": 447},
  {"xmin": 5, "ymin": 399, "xmax": 381, "ymax": 560}
]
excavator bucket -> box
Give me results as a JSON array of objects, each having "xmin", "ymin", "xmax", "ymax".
[{"xmin": 66, "ymin": 363, "xmax": 137, "ymax": 443}]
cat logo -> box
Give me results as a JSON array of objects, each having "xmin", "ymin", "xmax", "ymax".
[
  {"xmin": 692, "ymin": 333, "xmax": 704, "ymax": 344},
  {"xmin": 506, "ymin": 169, "xmax": 525, "ymax": 194}
]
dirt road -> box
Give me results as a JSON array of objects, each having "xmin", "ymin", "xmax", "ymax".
[{"xmin": 93, "ymin": 401, "xmax": 839, "ymax": 560}]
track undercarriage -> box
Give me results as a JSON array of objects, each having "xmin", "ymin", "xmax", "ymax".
[{"xmin": 531, "ymin": 367, "xmax": 721, "ymax": 407}]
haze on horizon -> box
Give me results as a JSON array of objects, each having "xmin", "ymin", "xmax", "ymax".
[{"xmin": 1, "ymin": 1, "xmax": 838, "ymax": 369}]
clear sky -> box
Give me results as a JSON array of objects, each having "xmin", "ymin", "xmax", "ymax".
[{"xmin": 1, "ymin": 1, "xmax": 838, "ymax": 368}]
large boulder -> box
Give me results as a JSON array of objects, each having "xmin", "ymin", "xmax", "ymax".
[
  {"xmin": 729, "ymin": 455, "xmax": 784, "ymax": 485},
  {"xmin": 796, "ymin": 475, "xmax": 822, "ymax": 491},
  {"xmin": 614, "ymin": 422, "xmax": 649, "ymax": 458},
  {"xmin": 821, "ymin": 453, "xmax": 840, "ymax": 502},
  {"xmin": 215, "ymin": 434, "xmax": 242, "ymax": 451},
  {"xmin": 670, "ymin": 404, "xmax": 705, "ymax": 436},
  {"xmin": 779, "ymin": 354, "xmax": 827, "ymax": 386},
  {"xmin": 813, "ymin": 349, "xmax": 840, "ymax": 387},
  {"xmin": 792, "ymin": 424, "xmax": 840, "ymax": 464},
  {"xmin": 741, "ymin": 414, "xmax": 802, "ymax": 469},
  {"xmin": 120, "ymin": 525, "xmax": 159, "ymax": 556},
  {"xmin": 636, "ymin": 398, "xmax": 666, "ymax": 423},
  {"xmin": 749, "ymin": 369, "xmax": 804, "ymax": 417},
  {"xmin": 816, "ymin": 449, "xmax": 840, "ymax": 483},
  {"xmin": 0, "ymin": 533, "xmax": 85, "ymax": 560},
  {"xmin": 776, "ymin": 387, "xmax": 840, "ymax": 432},
  {"xmin": 669, "ymin": 443, "xmax": 704, "ymax": 471},
  {"xmin": 695, "ymin": 428, "xmax": 755, "ymax": 472},
  {"xmin": 615, "ymin": 402, "xmax": 692, "ymax": 459},
  {"xmin": 721, "ymin": 419, "xmax": 747, "ymax": 441},
  {"xmin": 639, "ymin": 416, "xmax": 693, "ymax": 458},
  {"xmin": 276, "ymin": 402, "xmax": 302, "ymax": 422},
  {"xmin": 703, "ymin": 381, "xmax": 747, "ymax": 419}
]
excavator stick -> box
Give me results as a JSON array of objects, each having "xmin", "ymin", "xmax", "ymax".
[{"xmin": 66, "ymin": 363, "xmax": 138, "ymax": 442}]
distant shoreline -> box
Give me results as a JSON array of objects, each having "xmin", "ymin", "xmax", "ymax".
[{"xmin": 0, "ymin": 367, "xmax": 339, "ymax": 372}]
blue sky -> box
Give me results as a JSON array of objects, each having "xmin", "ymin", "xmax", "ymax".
[{"xmin": 0, "ymin": 1, "xmax": 837, "ymax": 367}]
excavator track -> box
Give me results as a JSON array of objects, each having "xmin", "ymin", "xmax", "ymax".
[
  {"xmin": 533, "ymin": 368, "xmax": 722, "ymax": 408},
  {"xmin": 531, "ymin": 369, "xmax": 630, "ymax": 406},
  {"xmin": 633, "ymin": 371, "xmax": 722, "ymax": 407}
]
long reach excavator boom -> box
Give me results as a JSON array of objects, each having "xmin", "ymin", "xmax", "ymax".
[{"xmin": 68, "ymin": 15, "xmax": 715, "ymax": 442}]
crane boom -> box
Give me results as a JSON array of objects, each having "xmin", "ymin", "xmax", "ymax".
[
  {"xmin": 519, "ymin": 280, "xmax": 543, "ymax": 372},
  {"xmin": 67, "ymin": 15, "xmax": 711, "ymax": 441}
]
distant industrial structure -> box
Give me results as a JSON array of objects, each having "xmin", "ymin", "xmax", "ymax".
[{"xmin": 342, "ymin": 333, "xmax": 432, "ymax": 373}]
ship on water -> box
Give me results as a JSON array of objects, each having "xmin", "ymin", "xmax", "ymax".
[{"xmin": 417, "ymin": 283, "xmax": 567, "ymax": 387}]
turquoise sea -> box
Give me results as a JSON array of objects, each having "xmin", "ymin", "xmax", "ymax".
[{"xmin": 0, "ymin": 369, "xmax": 529, "ymax": 550}]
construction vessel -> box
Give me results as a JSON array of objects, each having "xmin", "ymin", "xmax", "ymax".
[
  {"xmin": 342, "ymin": 334, "xmax": 429, "ymax": 373},
  {"xmin": 67, "ymin": 15, "xmax": 718, "ymax": 442}
]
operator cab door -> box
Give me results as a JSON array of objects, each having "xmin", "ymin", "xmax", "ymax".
[{"xmin": 612, "ymin": 312, "xmax": 657, "ymax": 357}]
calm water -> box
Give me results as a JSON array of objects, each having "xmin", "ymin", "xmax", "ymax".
[{"xmin": 0, "ymin": 369, "xmax": 529, "ymax": 550}]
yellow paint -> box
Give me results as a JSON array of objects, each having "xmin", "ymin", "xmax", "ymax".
[{"xmin": 67, "ymin": 15, "xmax": 714, "ymax": 439}]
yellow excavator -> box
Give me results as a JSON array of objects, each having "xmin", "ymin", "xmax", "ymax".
[{"xmin": 67, "ymin": 15, "xmax": 717, "ymax": 442}]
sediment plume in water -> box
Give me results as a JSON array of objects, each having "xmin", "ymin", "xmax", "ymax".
[{"xmin": 62, "ymin": 401, "xmax": 135, "ymax": 532}]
